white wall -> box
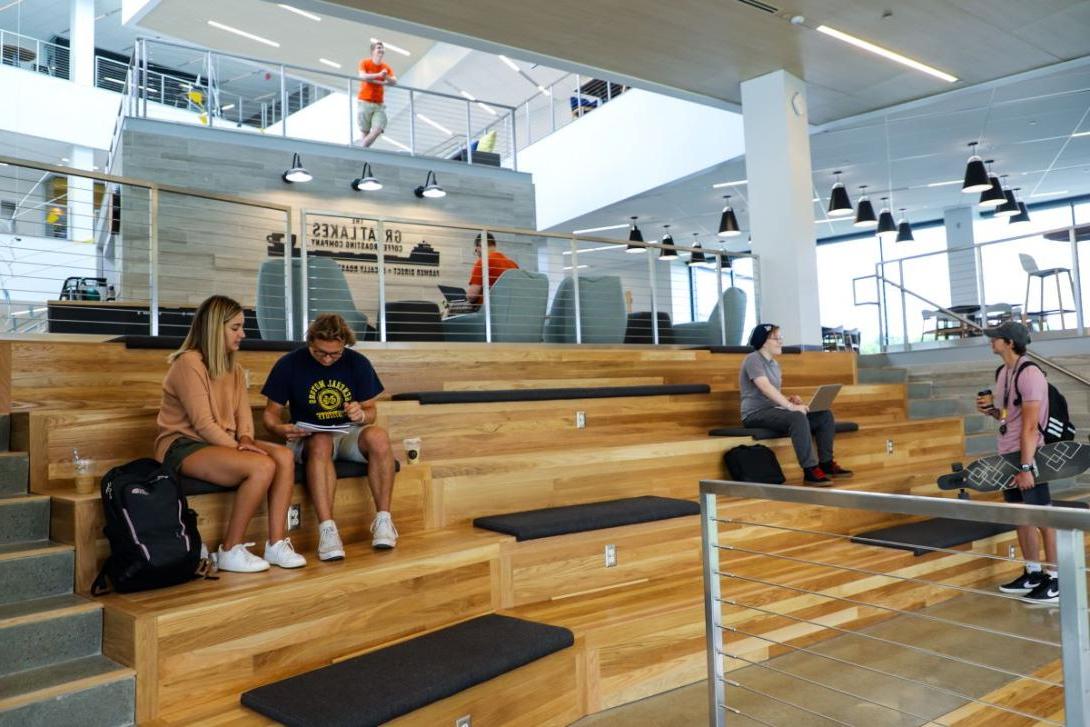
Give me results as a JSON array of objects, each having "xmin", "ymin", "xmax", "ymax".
[
  {"xmin": 518, "ymin": 89, "xmax": 746, "ymax": 230},
  {"xmin": 0, "ymin": 66, "xmax": 118, "ymax": 150},
  {"xmin": 0, "ymin": 233, "xmax": 97, "ymax": 301}
]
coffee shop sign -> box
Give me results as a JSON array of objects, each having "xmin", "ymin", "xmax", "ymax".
[{"xmin": 268, "ymin": 218, "xmax": 441, "ymax": 278}]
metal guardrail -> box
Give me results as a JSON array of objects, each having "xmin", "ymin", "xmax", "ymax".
[
  {"xmin": 699, "ymin": 479, "xmax": 1090, "ymax": 726},
  {"xmin": 0, "ymin": 28, "xmax": 69, "ymax": 79}
]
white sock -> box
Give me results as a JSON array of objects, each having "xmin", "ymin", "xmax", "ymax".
[
  {"xmin": 319, "ymin": 519, "xmax": 336, "ymax": 530},
  {"xmin": 1046, "ymin": 569, "xmax": 1058, "ymax": 578},
  {"xmin": 1026, "ymin": 562, "xmax": 1042, "ymax": 573},
  {"xmin": 376, "ymin": 510, "xmax": 390, "ymax": 518}
]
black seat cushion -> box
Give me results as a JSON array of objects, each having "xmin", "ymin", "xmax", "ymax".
[
  {"xmin": 624, "ymin": 311, "xmax": 674, "ymax": 344},
  {"xmin": 851, "ymin": 518, "xmax": 1014, "ymax": 556},
  {"xmin": 705, "ymin": 345, "xmax": 802, "ymax": 354},
  {"xmin": 241, "ymin": 614, "xmax": 573, "ymax": 727},
  {"xmin": 178, "ymin": 459, "xmax": 395, "ymax": 496},
  {"xmin": 385, "ymin": 301, "xmax": 443, "ymax": 341},
  {"xmin": 116, "ymin": 335, "xmax": 302, "ymax": 351},
  {"xmin": 473, "ymin": 495, "xmax": 700, "ymax": 541},
  {"xmin": 393, "ymin": 384, "xmax": 710, "ymax": 405},
  {"xmin": 708, "ymin": 421, "xmax": 859, "ymax": 439}
]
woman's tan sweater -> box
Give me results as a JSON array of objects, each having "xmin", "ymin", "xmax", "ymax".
[{"xmin": 155, "ymin": 350, "xmax": 254, "ymax": 461}]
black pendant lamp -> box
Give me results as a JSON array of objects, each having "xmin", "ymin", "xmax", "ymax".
[
  {"xmin": 876, "ymin": 196, "xmax": 897, "ymax": 241},
  {"xmin": 659, "ymin": 225, "xmax": 677, "ymax": 260},
  {"xmin": 717, "ymin": 195, "xmax": 741, "ymax": 237},
  {"xmin": 853, "ymin": 185, "xmax": 877, "ymax": 228},
  {"xmin": 688, "ymin": 233, "xmax": 709, "ymax": 266},
  {"xmin": 995, "ymin": 178, "xmax": 1019, "ymax": 217},
  {"xmin": 1010, "ymin": 198, "xmax": 1031, "ymax": 224},
  {"xmin": 282, "ymin": 152, "xmax": 312, "ymax": 183},
  {"xmin": 978, "ymin": 160, "xmax": 1005, "ymax": 208},
  {"xmin": 350, "ymin": 162, "xmax": 381, "ymax": 191},
  {"xmin": 827, "ymin": 170, "xmax": 853, "ymax": 217},
  {"xmin": 414, "ymin": 170, "xmax": 446, "ymax": 198},
  {"xmin": 626, "ymin": 216, "xmax": 645, "ymax": 253},
  {"xmin": 895, "ymin": 208, "xmax": 914, "ymax": 243},
  {"xmin": 961, "ymin": 141, "xmax": 991, "ymax": 194}
]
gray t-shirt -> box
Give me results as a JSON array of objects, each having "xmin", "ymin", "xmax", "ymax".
[{"xmin": 740, "ymin": 351, "xmax": 781, "ymax": 420}]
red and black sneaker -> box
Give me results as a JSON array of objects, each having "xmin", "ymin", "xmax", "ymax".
[
  {"xmin": 803, "ymin": 466, "xmax": 832, "ymax": 486},
  {"xmin": 821, "ymin": 460, "xmax": 854, "ymax": 478}
]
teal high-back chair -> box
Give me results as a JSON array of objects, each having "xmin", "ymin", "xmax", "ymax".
[
  {"xmin": 543, "ymin": 275, "xmax": 626, "ymax": 343},
  {"xmin": 443, "ymin": 269, "xmax": 549, "ymax": 342},
  {"xmin": 256, "ymin": 257, "xmax": 369, "ymax": 340},
  {"xmin": 672, "ymin": 287, "xmax": 747, "ymax": 346}
]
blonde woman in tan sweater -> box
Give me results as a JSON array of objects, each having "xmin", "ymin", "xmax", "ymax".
[{"xmin": 155, "ymin": 295, "xmax": 306, "ymax": 573}]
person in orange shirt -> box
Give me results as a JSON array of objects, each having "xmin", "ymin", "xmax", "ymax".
[
  {"xmin": 357, "ymin": 40, "xmax": 397, "ymax": 147},
  {"xmin": 467, "ymin": 232, "xmax": 519, "ymax": 306}
]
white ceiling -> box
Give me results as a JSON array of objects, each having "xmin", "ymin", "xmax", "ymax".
[{"xmin": 554, "ymin": 60, "xmax": 1090, "ymax": 245}]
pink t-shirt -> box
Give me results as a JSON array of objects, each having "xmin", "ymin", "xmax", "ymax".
[{"xmin": 994, "ymin": 358, "xmax": 1049, "ymax": 456}]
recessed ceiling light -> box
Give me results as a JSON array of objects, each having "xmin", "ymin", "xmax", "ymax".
[
  {"xmin": 712, "ymin": 179, "xmax": 747, "ymax": 189},
  {"xmin": 562, "ymin": 265, "xmax": 590, "ymax": 270},
  {"xmin": 458, "ymin": 90, "xmax": 497, "ymax": 117},
  {"xmin": 1030, "ymin": 190, "xmax": 1069, "ymax": 198},
  {"xmin": 536, "ymin": 85, "xmax": 552, "ymax": 97},
  {"xmin": 277, "ymin": 4, "xmax": 321, "ymax": 21},
  {"xmin": 0, "ymin": 0, "xmax": 25, "ymax": 12},
  {"xmin": 62, "ymin": 157, "xmax": 69, "ymax": 162},
  {"xmin": 498, "ymin": 55, "xmax": 520, "ymax": 72},
  {"xmin": 927, "ymin": 179, "xmax": 962, "ymax": 187},
  {"xmin": 378, "ymin": 136, "xmax": 411, "ymax": 152},
  {"xmin": 416, "ymin": 113, "xmax": 452, "ymax": 136},
  {"xmin": 371, "ymin": 38, "xmax": 410, "ymax": 56},
  {"xmin": 221, "ymin": 103, "xmax": 235, "ymax": 111},
  {"xmin": 1073, "ymin": 130, "xmax": 1090, "ymax": 138},
  {"xmin": 207, "ymin": 20, "xmax": 280, "ymax": 48},
  {"xmin": 571, "ymin": 223, "xmax": 629, "ymax": 235},
  {"xmin": 815, "ymin": 25, "xmax": 958, "ymax": 83},
  {"xmin": 318, "ymin": 58, "xmax": 341, "ymax": 69}
]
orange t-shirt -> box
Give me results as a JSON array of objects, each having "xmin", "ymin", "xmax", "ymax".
[
  {"xmin": 358, "ymin": 59, "xmax": 394, "ymax": 103},
  {"xmin": 469, "ymin": 250, "xmax": 519, "ymax": 289}
]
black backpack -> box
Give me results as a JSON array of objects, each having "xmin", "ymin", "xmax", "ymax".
[
  {"xmin": 996, "ymin": 362, "xmax": 1077, "ymax": 444},
  {"xmin": 92, "ymin": 458, "xmax": 204, "ymax": 595},
  {"xmin": 723, "ymin": 444, "xmax": 786, "ymax": 484}
]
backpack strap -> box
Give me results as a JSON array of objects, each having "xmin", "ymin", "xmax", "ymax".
[
  {"xmin": 90, "ymin": 561, "xmax": 112, "ymax": 596},
  {"xmin": 1010, "ymin": 360, "xmax": 1042, "ymax": 407}
]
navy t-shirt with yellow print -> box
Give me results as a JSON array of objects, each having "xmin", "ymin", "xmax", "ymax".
[{"xmin": 261, "ymin": 347, "xmax": 384, "ymax": 426}]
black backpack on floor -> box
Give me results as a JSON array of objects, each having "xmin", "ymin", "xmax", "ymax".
[
  {"xmin": 723, "ymin": 444, "xmax": 786, "ymax": 484},
  {"xmin": 92, "ymin": 458, "xmax": 204, "ymax": 595},
  {"xmin": 997, "ymin": 362, "xmax": 1077, "ymax": 444}
]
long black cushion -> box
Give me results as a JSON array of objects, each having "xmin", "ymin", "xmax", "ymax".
[
  {"xmin": 393, "ymin": 383, "xmax": 710, "ymax": 405},
  {"xmin": 704, "ymin": 345, "xmax": 802, "ymax": 354},
  {"xmin": 708, "ymin": 421, "xmax": 859, "ymax": 439},
  {"xmin": 851, "ymin": 518, "xmax": 1015, "ymax": 556},
  {"xmin": 178, "ymin": 459, "xmax": 396, "ymax": 496},
  {"xmin": 473, "ymin": 496, "xmax": 700, "ymax": 541},
  {"xmin": 241, "ymin": 614, "xmax": 573, "ymax": 727},
  {"xmin": 115, "ymin": 335, "xmax": 302, "ymax": 351}
]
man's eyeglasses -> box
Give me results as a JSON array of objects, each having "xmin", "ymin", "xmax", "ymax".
[
  {"xmin": 769, "ymin": 335, "xmax": 784, "ymax": 342},
  {"xmin": 309, "ymin": 347, "xmax": 344, "ymax": 362}
]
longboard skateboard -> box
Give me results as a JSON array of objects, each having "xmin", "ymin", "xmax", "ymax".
[{"xmin": 938, "ymin": 441, "xmax": 1090, "ymax": 492}]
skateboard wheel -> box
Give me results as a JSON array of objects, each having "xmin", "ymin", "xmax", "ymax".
[{"xmin": 951, "ymin": 462, "xmax": 963, "ymax": 472}]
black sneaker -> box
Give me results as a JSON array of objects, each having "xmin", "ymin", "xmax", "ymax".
[
  {"xmin": 1021, "ymin": 576, "xmax": 1059, "ymax": 605},
  {"xmin": 820, "ymin": 460, "xmax": 854, "ymax": 478},
  {"xmin": 803, "ymin": 466, "xmax": 832, "ymax": 486},
  {"xmin": 998, "ymin": 568, "xmax": 1046, "ymax": 595}
]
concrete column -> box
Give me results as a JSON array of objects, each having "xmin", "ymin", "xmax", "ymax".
[
  {"xmin": 740, "ymin": 70, "xmax": 821, "ymax": 347},
  {"xmin": 943, "ymin": 206, "xmax": 978, "ymax": 306},
  {"xmin": 69, "ymin": 0, "xmax": 95, "ymax": 87}
]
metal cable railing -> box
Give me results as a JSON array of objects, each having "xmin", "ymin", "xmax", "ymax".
[{"xmin": 700, "ymin": 480, "xmax": 1090, "ymax": 726}]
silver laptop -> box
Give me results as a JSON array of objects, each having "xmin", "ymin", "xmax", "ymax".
[{"xmin": 807, "ymin": 384, "xmax": 842, "ymax": 412}]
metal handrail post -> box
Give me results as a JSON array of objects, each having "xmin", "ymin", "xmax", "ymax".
[
  {"xmin": 408, "ymin": 90, "xmax": 416, "ymax": 156},
  {"xmin": 205, "ymin": 51, "xmax": 213, "ymax": 126},
  {"xmin": 141, "ymin": 39, "xmax": 149, "ymax": 118},
  {"xmin": 570, "ymin": 237, "xmax": 582, "ymax": 344},
  {"xmin": 283, "ymin": 209, "xmax": 294, "ymax": 339},
  {"xmin": 148, "ymin": 187, "xmax": 159, "ymax": 336},
  {"xmin": 510, "ymin": 109, "xmax": 518, "ymax": 171},
  {"xmin": 376, "ymin": 220, "xmax": 388, "ymax": 342},
  {"xmin": 647, "ymin": 249, "xmax": 659, "ymax": 345},
  {"xmin": 975, "ymin": 244, "xmax": 988, "ymax": 327},
  {"xmin": 482, "ymin": 228, "xmax": 492, "ymax": 343},
  {"xmin": 550, "ymin": 85, "xmax": 556, "ymax": 132},
  {"xmin": 716, "ymin": 253, "xmax": 727, "ymax": 345},
  {"xmin": 1070, "ymin": 226, "xmax": 1085, "ymax": 335},
  {"xmin": 279, "ymin": 65, "xmax": 287, "ymax": 136},
  {"xmin": 299, "ymin": 211, "xmax": 309, "ymax": 334},
  {"xmin": 347, "ymin": 79, "xmax": 354, "ymax": 146},
  {"xmin": 898, "ymin": 259, "xmax": 909, "ymax": 349},
  {"xmin": 466, "ymin": 101, "xmax": 473, "ymax": 165},
  {"xmin": 700, "ymin": 491, "xmax": 726, "ymax": 726},
  {"xmin": 1058, "ymin": 528, "xmax": 1090, "ymax": 721}
]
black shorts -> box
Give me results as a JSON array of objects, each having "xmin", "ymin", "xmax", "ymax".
[{"xmin": 1003, "ymin": 481, "xmax": 1052, "ymax": 506}]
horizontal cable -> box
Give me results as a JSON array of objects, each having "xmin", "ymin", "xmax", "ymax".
[
  {"xmin": 717, "ymin": 595, "xmax": 1061, "ymax": 686},
  {"xmin": 717, "ymin": 541, "xmax": 1045, "ymax": 606},
  {"xmin": 719, "ymin": 569, "xmax": 1062, "ymax": 649},
  {"xmin": 720, "ymin": 649, "xmax": 936, "ymax": 723},
  {"xmin": 721, "ymin": 677, "xmax": 853, "ymax": 726},
  {"xmin": 719, "ymin": 702, "xmax": 778, "ymax": 727},
  {"xmin": 725, "ymin": 622, "xmax": 1063, "ymax": 724}
]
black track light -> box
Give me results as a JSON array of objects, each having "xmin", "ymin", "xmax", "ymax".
[
  {"xmin": 659, "ymin": 225, "xmax": 677, "ymax": 260},
  {"xmin": 895, "ymin": 208, "xmax": 914, "ymax": 243},
  {"xmin": 876, "ymin": 197, "xmax": 897, "ymax": 241},
  {"xmin": 961, "ymin": 141, "xmax": 991, "ymax": 193},
  {"xmin": 626, "ymin": 216, "xmax": 645, "ymax": 253},
  {"xmin": 414, "ymin": 170, "xmax": 445, "ymax": 198},
  {"xmin": 1010, "ymin": 200, "xmax": 1031, "ymax": 224},
  {"xmin": 853, "ymin": 185, "xmax": 877, "ymax": 228},
  {"xmin": 351, "ymin": 162, "xmax": 382, "ymax": 191},
  {"xmin": 688, "ymin": 233, "xmax": 708, "ymax": 266},
  {"xmin": 978, "ymin": 161, "xmax": 1005, "ymax": 208},
  {"xmin": 282, "ymin": 152, "xmax": 311, "ymax": 183},
  {"xmin": 995, "ymin": 180, "xmax": 1019, "ymax": 217},
  {"xmin": 827, "ymin": 170, "xmax": 853, "ymax": 217},
  {"xmin": 718, "ymin": 195, "xmax": 740, "ymax": 237}
]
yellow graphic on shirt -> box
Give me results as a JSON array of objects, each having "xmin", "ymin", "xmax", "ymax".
[{"xmin": 307, "ymin": 379, "xmax": 354, "ymax": 421}]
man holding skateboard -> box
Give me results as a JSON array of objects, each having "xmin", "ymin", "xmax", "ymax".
[{"xmin": 977, "ymin": 322, "xmax": 1057, "ymax": 604}]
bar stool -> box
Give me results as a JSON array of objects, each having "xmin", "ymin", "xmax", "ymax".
[{"xmin": 1020, "ymin": 254, "xmax": 1075, "ymax": 330}]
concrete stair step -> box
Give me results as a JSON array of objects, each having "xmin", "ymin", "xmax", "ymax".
[
  {"xmin": 0, "ymin": 414, "xmax": 8, "ymax": 453},
  {"xmin": 907, "ymin": 382, "xmax": 933, "ymax": 399},
  {"xmin": 0, "ymin": 452, "xmax": 30, "ymax": 497},
  {"xmin": 0, "ymin": 597, "xmax": 102, "ymax": 678},
  {"xmin": 0, "ymin": 542, "xmax": 74, "ymax": 605},
  {"xmin": 908, "ymin": 398, "xmax": 963, "ymax": 419},
  {"xmin": 0, "ymin": 655, "xmax": 134, "ymax": 726},
  {"xmin": 857, "ymin": 367, "xmax": 908, "ymax": 384},
  {"xmin": 0, "ymin": 496, "xmax": 49, "ymax": 546}
]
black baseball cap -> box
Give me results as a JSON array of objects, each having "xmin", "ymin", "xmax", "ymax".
[
  {"xmin": 984, "ymin": 321, "xmax": 1030, "ymax": 347},
  {"xmin": 748, "ymin": 323, "xmax": 777, "ymax": 350}
]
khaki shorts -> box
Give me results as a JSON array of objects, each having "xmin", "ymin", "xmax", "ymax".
[
  {"xmin": 290, "ymin": 425, "xmax": 368, "ymax": 464},
  {"xmin": 358, "ymin": 102, "xmax": 387, "ymax": 133},
  {"xmin": 162, "ymin": 436, "xmax": 210, "ymax": 477}
]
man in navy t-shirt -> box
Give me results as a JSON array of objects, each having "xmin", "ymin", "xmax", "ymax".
[{"xmin": 262, "ymin": 313, "xmax": 398, "ymax": 557}]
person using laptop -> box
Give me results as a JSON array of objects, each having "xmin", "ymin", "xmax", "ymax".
[
  {"xmin": 739, "ymin": 323, "xmax": 853, "ymax": 486},
  {"xmin": 261, "ymin": 313, "xmax": 399, "ymax": 559},
  {"xmin": 466, "ymin": 232, "xmax": 518, "ymax": 306}
]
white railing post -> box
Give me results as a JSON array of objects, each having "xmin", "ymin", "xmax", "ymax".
[
  {"xmin": 570, "ymin": 237, "xmax": 582, "ymax": 344},
  {"xmin": 283, "ymin": 210, "xmax": 294, "ymax": 339},
  {"xmin": 1058, "ymin": 528, "xmax": 1090, "ymax": 721},
  {"xmin": 377, "ymin": 220, "xmax": 388, "ymax": 342},
  {"xmin": 279, "ymin": 65, "xmax": 287, "ymax": 136},
  {"xmin": 466, "ymin": 101, "xmax": 473, "ymax": 165},
  {"xmin": 148, "ymin": 187, "xmax": 159, "ymax": 336},
  {"xmin": 898, "ymin": 259, "xmax": 909, "ymax": 349},
  {"xmin": 647, "ymin": 248, "xmax": 659, "ymax": 345},
  {"xmin": 700, "ymin": 491, "xmax": 726, "ymax": 726},
  {"xmin": 1070, "ymin": 226, "xmax": 1085, "ymax": 335},
  {"xmin": 975, "ymin": 244, "xmax": 988, "ymax": 329},
  {"xmin": 347, "ymin": 79, "xmax": 355, "ymax": 146},
  {"xmin": 299, "ymin": 211, "xmax": 309, "ymax": 335},
  {"xmin": 482, "ymin": 228, "xmax": 492, "ymax": 343},
  {"xmin": 716, "ymin": 252, "xmax": 727, "ymax": 345},
  {"xmin": 408, "ymin": 90, "xmax": 416, "ymax": 156}
]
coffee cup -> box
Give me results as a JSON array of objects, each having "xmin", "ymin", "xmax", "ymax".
[
  {"xmin": 403, "ymin": 437, "xmax": 422, "ymax": 465},
  {"xmin": 74, "ymin": 458, "xmax": 96, "ymax": 494}
]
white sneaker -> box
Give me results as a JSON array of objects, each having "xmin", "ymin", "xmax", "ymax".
[
  {"xmin": 318, "ymin": 521, "xmax": 346, "ymax": 561},
  {"xmin": 370, "ymin": 511, "xmax": 398, "ymax": 550},
  {"xmin": 264, "ymin": 537, "xmax": 307, "ymax": 569},
  {"xmin": 216, "ymin": 543, "xmax": 269, "ymax": 573}
]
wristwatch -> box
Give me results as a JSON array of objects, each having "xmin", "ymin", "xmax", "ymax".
[{"xmin": 1020, "ymin": 462, "xmax": 1039, "ymax": 476}]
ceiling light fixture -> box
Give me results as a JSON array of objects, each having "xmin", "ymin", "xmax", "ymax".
[
  {"xmin": 927, "ymin": 179, "xmax": 963, "ymax": 188},
  {"xmin": 626, "ymin": 217, "xmax": 646, "ymax": 253},
  {"xmin": 277, "ymin": 4, "xmax": 321, "ymax": 21},
  {"xmin": 536, "ymin": 85, "xmax": 552, "ymax": 97},
  {"xmin": 0, "ymin": 0, "xmax": 25, "ymax": 12},
  {"xmin": 978, "ymin": 160, "xmax": 1005, "ymax": 208},
  {"xmin": 994, "ymin": 179, "xmax": 1019, "ymax": 217},
  {"xmin": 282, "ymin": 152, "xmax": 311, "ymax": 183},
  {"xmin": 458, "ymin": 90, "xmax": 497, "ymax": 116},
  {"xmin": 853, "ymin": 185, "xmax": 877, "ymax": 228},
  {"xmin": 572, "ymin": 223, "xmax": 629, "ymax": 235},
  {"xmin": 1009, "ymin": 201, "xmax": 1031, "ymax": 224},
  {"xmin": 688, "ymin": 233, "xmax": 709, "ymax": 267},
  {"xmin": 351, "ymin": 162, "xmax": 382, "ymax": 191},
  {"xmin": 895, "ymin": 209, "xmax": 914, "ymax": 243},
  {"xmin": 1030, "ymin": 190, "xmax": 1069, "ymax": 198},
  {"xmin": 960, "ymin": 141, "xmax": 991, "ymax": 193},
  {"xmin": 876, "ymin": 197, "xmax": 897, "ymax": 241},
  {"xmin": 712, "ymin": 179, "xmax": 747, "ymax": 189},
  {"xmin": 718, "ymin": 195, "xmax": 741, "ymax": 237},
  {"xmin": 815, "ymin": 24, "xmax": 958, "ymax": 83},
  {"xmin": 1072, "ymin": 130, "xmax": 1090, "ymax": 139},
  {"xmin": 416, "ymin": 113, "xmax": 453, "ymax": 136},
  {"xmin": 827, "ymin": 171, "xmax": 853, "ymax": 217},
  {"xmin": 220, "ymin": 103, "xmax": 235, "ymax": 111},
  {"xmin": 207, "ymin": 20, "xmax": 280, "ymax": 48},
  {"xmin": 414, "ymin": 170, "xmax": 445, "ymax": 198},
  {"xmin": 371, "ymin": 38, "xmax": 410, "ymax": 56},
  {"xmin": 318, "ymin": 58, "xmax": 342, "ymax": 69},
  {"xmin": 659, "ymin": 225, "xmax": 677, "ymax": 261},
  {"xmin": 498, "ymin": 55, "xmax": 520, "ymax": 72}
]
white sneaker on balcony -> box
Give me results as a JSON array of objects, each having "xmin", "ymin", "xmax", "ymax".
[
  {"xmin": 370, "ymin": 511, "xmax": 398, "ymax": 550},
  {"xmin": 318, "ymin": 521, "xmax": 346, "ymax": 561},
  {"xmin": 216, "ymin": 543, "xmax": 269, "ymax": 573},
  {"xmin": 264, "ymin": 537, "xmax": 307, "ymax": 569}
]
